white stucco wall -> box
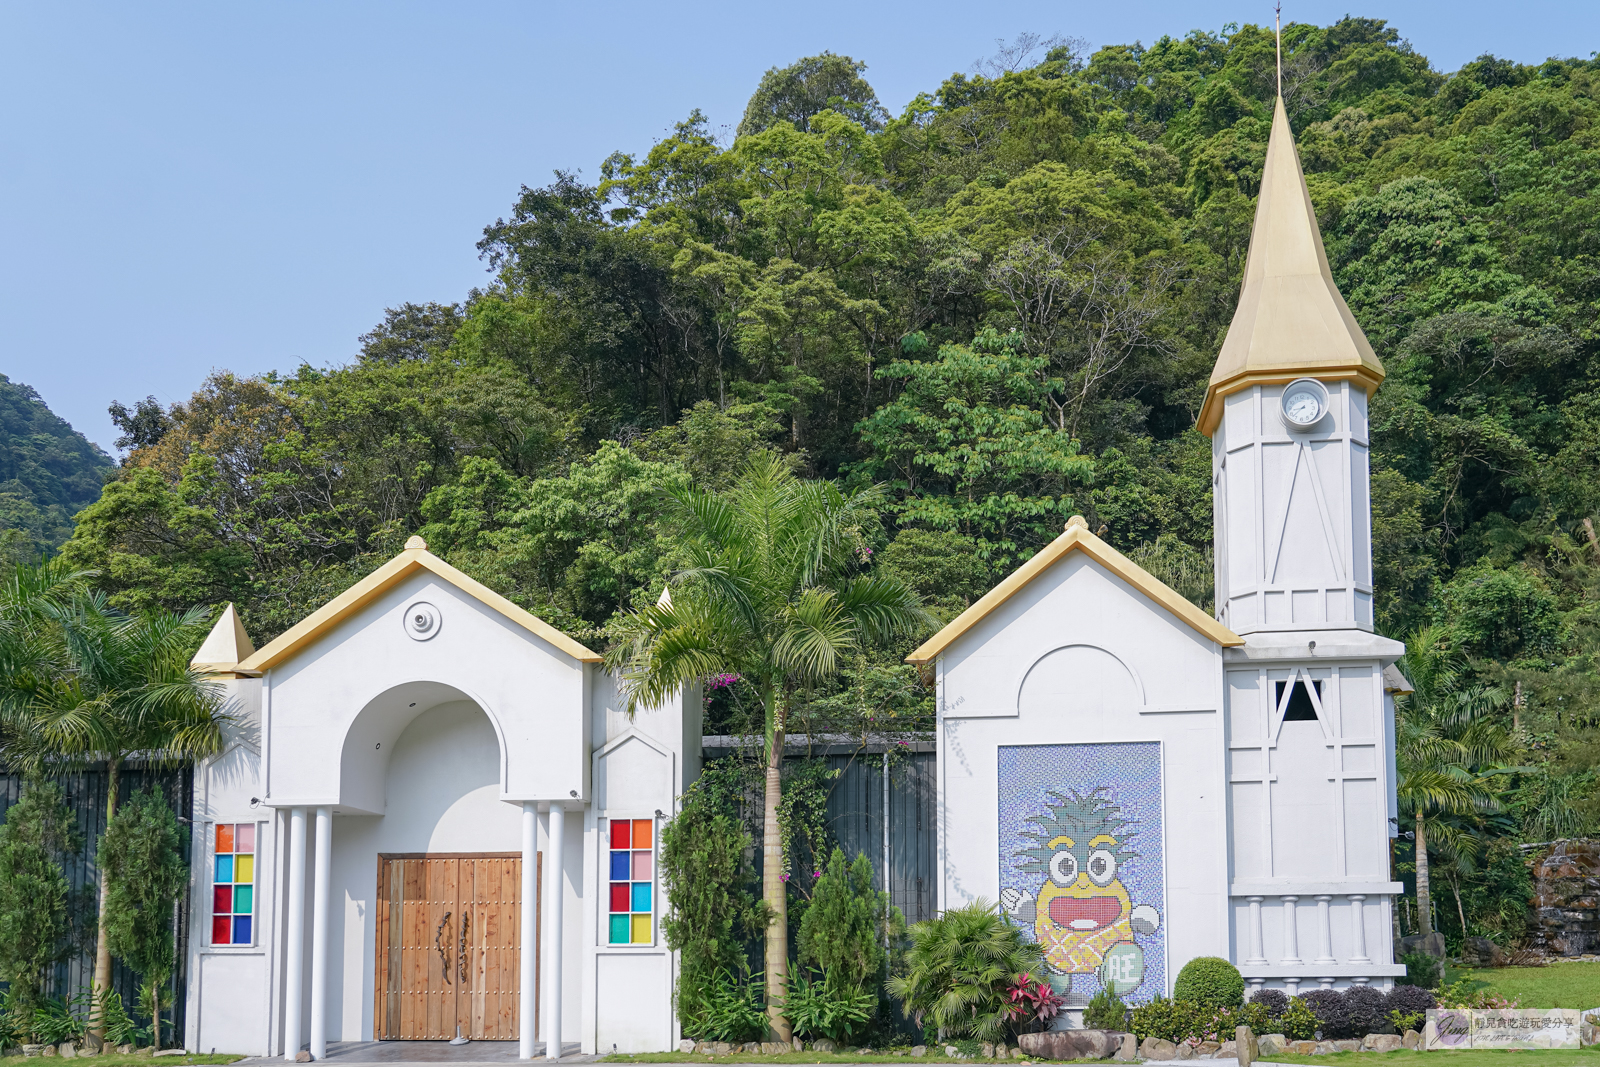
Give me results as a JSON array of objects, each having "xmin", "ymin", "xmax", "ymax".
[{"xmin": 937, "ymin": 550, "xmax": 1229, "ymax": 1001}]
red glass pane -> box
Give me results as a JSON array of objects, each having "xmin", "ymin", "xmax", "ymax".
[
  {"xmin": 610, "ymin": 819, "xmax": 630, "ymax": 849},
  {"xmin": 236, "ymin": 823, "xmax": 254, "ymax": 852},
  {"xmin": 610, "ymin": 883, "xmax": 630, "ymax": 913},
  {"xmin": 212, "ymin": 915, "xmax": 232, "ymax": 945},
  {"xmin": 213, "ymin": 885, "xmax": 232, "ymax": 914},
  {"xmin": 632, "ymin": 819, "xmax": 652, "ymax": 849},
  {"xmin": 215, "ymin": 823, "xmax": 234, "ymax": 854}
]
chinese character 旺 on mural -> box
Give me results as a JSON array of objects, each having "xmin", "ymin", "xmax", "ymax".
[{"xmin": 999, "ymin": 743, "xmax": 1164, "ymax": 1005}]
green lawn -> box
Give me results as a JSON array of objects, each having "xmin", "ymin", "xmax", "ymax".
[
  {"xmin": 0, "ymin": 1058, "xmax": 241, "ymax": 1067},
  {"xmin": 1451, "ymin": 962, "xmax": 1600, "ymax": 1009},
  {"xmin": 603, "ymin": 1055, "xmax": 1009, "ymax": 1064},
  {"xmin": 1271, "ymin": 1052, "xmax": 1600, "ymax": 1067}
]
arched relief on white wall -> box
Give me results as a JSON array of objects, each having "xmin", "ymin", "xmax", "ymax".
[
  {"xmin": 1015, "ymin": 643, "xmax": 1217, "ymax": 719},
  {"xmin": 333, "ymin": 678, "xmax": 511, "ymax": 814},
  {"xmin": 1016, "ymin": 643, "xmax": 1143, "ymax": 718}
]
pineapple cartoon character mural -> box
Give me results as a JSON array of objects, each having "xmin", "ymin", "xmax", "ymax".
[{"xmin": 998, "ymin": 743, "xmax": 1164, "ymax": 1002}]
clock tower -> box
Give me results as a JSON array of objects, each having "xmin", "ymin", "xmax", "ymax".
[{"xmin": 1206, "ymin": 96, "xmax": 1408, "ymax": 992}]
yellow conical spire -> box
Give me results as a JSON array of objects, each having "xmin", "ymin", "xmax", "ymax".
[
  {"xmin": 192, "ymin": 603, "xmax": 257, "ymax": 674},
  {"xmin": 1196, "ymin": 96, "xmax": 1385, "ymax": 436}
]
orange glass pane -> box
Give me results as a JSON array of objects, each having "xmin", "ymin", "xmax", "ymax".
[
  {"xmin": 631, "ymin": 819, "xmax": 652, "ymax": 849},
  {"xmin": 215, "ymin": 823, "xmax": 234, "ymax": 854}
]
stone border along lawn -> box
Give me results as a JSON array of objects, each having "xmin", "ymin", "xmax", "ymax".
[{"xmin": 0, "ymin": 1058, "xmax": 242, "ymax": 1067}]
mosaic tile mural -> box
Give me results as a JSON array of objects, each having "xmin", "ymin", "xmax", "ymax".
[{"xmin": 999, "ymin": 742, "xmax": 1165, "ymax": 1005}]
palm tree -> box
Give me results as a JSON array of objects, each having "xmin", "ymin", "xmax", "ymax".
[
  {"xmin": 608, "ymin": 455, "xmax": 931, "ymax": 1038},
  {"xmin": 1, "ymin": 589, "xmax": 229, "ymax": 1041},
  {"xmin": 1395, "ymin": 626, "xmax": 1513, "ymax": 938}
]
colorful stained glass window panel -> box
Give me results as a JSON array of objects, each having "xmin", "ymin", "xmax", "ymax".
[
  {"xmin": 605, "ymin": 816, "xmax": 656, "ymax": 946},
  {"xmin": 631, "ymin": 881, "xmax": 651, "ymax": 913},
  {"xmin": 610, "ymin": 820, "xmax": 630, "ymax": 849},
  {"xmin": 631, "ymin": 914, "xmax": 651, "ymax": 943},
  {"xmin": 632, "ymin": 850, "xmax": 652, "ymax": 880},
  {"xmin": 631, "ymin": 820, "xmax": 652, "ymax": 849},
  {"xmin": 609, "ymin": 851, "xmax": 630, "ymax": 880},
  {"xmin": 609, "ymin": 914, "xmax": 630, "ymax": 944},
  {"xmin": 610, "ymin": 883, "xmax": 630, "ymax": 912},
  {"xmin": 212, "ymin": 822, "xmax": 255, "ymax": 946}
]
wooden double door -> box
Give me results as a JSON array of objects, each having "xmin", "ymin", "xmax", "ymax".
[{"xmin": 374, "ymin": 853, "xmax": 538, "ymax": 1040}]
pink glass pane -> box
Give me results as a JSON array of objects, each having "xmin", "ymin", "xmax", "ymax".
[
  {"xmin": 610, "ymin": 819, "xmax": 630, "ymax": 849},
  {"xmin": 215, "ymin": 823, "xmax": 234, "ymax": 854},
  {"xmin": 236, "ymin": 823, "xmax": 254, "ymax": 852},
  {"xmin": 632, "ymin": 850, "xmax": 652, "ymax": 880}
]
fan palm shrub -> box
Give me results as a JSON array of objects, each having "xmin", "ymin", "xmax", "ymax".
[{"xmin": 887, "ymin": 900, "xmax": 1044, "ymax": 1042}]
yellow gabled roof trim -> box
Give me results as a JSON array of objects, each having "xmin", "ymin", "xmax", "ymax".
[
  {"xmin": 238, "ymin": 541, "xmax": 603, "ymax": 672},
  {"xmin": 904, "ymin": 519, "xmax": 1242, "ymax": 665}
]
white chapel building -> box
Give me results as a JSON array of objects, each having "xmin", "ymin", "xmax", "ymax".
[
  {"xmin": 180, "ymin": 94, "xmax": 1407, "ymax": 1057},
  {"xmin": 909, "ymin": 95, "xmax": 1409, "ymax": 1005}
]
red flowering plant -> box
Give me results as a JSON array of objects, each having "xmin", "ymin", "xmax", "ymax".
[{"xmin": 1006, "ymin": 972, "xmax": 1065, "ymax": 1034}]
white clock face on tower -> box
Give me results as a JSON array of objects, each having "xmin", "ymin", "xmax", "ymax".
[{"xmin": 1281, "ymin": 379, "xmax": 1328, "ymax": 429}]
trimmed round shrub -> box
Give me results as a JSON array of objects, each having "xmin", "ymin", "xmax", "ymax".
[
  {"xmin": 1342, "ymin": 986, "xmax": 1389, "ymax": 1036},
  {"xmin": 1249, "ymin": 988, "xmax": 1290, "ymax": 1018},
  {"xmin": 1386, "ymin": 984, "xmax": 1437, "ymax": 1014},
  {"xmin": 1174, "ymin": 957, "xmax": 1244, "ymax": 1009},
  {"xmin": 1297, "ymin": 989, "xmax": 1344, "ymax": 1036}
]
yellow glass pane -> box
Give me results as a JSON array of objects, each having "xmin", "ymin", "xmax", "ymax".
[
  {"xmin": 234, "ymin": 854, "xmax": 254, "ymax": 883},
  {"xmin": 631, "ymin": 914, "xmax": 651, "ymax": 944}
]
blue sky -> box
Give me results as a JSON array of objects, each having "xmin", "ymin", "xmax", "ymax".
[{"xmin": 3, "ymin": 1, "xmax": 1595, "ymax": 454}]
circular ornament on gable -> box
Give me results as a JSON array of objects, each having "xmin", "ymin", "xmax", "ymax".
[
  {"xmin": 1280, "ymin": 377, "xmax": 1329, "ymax": 431},
  {"xmin": 403, "ymin": 601, "xmax": 441, "ymax": 641}
]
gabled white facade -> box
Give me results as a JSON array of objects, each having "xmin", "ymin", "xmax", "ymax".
[{"xmin": 183, "ymin": 540, "xmax": 698, "ymax": 1058}]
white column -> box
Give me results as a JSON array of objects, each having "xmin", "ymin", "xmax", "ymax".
[
  {"xmin": 283, "ymin": 807, "xmax": 307, "ymax": 1061},
  {"xmin": 544, "ymin": 802, "xmax": 565, "ymax": 1061},
  {"xmin": 1281, "ymin": 896, "xmax": 1302, "ymax": 964},
  {"xmin": 520, "ymin": 802, "xmax": 538, "ymax": 1060},
  {"xmin": 310, "ymin": 807, "xmax": 332, "ymax": 1061},
  {"xmin": 1350, "ymin": 895, "xmax": 1370, "ymax": 962},
  {"xmin": 1245, "ymin": 897, "xmax": 1267, "ymax": 965},
  {"xmin": 1314, "ymin": 895, "xmax": 1336, "ymax": 964}
]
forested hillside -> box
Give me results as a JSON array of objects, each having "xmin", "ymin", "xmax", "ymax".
[
  {"xmin": 62, "ymin": 19, "xmax": 1600, "ymax": 890},
  {"xmin": 0, "ymin": 374, "xmax": 113, "ymax": 561}
]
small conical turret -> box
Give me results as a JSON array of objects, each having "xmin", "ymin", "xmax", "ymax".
[
  {"xmin": 1197, "ymin": 97, "xmax": 1384, "ymax": 436},
  {"xmin": 192, "ymin": 603, "xmax": 257, "ymax": 674}
]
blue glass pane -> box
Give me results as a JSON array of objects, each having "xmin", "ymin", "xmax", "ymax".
[
  {"xmin": 214, "ymin": 854, "xmax": 233, "ymax": 883},
  {"xmin": 631, "ymin": 881, "xmax": 652, "ymax": 913},
  {"xmin": 609, "ymin": 850, "xmax": 630, "ymax": 880},
  {"xmin": 233, "ymin": 915, "xmax": 252, "ymax": 944}
]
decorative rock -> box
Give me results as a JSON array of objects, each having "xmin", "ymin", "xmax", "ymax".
[
  {"xmin": 1174, "ymin": 1040, "xmax": 1196, "ymax": 1060},
  {"xmin": 293, "ymin": 1054, "xmax": 312, "ymax": 1064},
  {"xmin": 1217, "ymin": 1039, "xmax": 1237, "ymax": 1058},
  {"xmin": 1402, "ymin": 1030, "xmax": 1421, "ymax": 1049},
  {"xmin": 713, "ymin": 1041, "xmax": 735, "ymax": 1056},
  {"xmin": 58, "ymin": 1045, "xmax": 76, "ymax": 1060},
  {"xmin": 1114, "ymin": 1033, "xmax": 1138, "ymax": 1061},
  {"xmin": 858, "ymin": 1049, "xmax": 874, "ymax": 1056},
  {"xmin": 679, "ymin": 1040, "xmax": 696, "ymax": 1053},
  {"xmin": 980, "ymin": 1044, "xmax": 994, "ymax": 1059},
  {"xmin": 1019, "ymin": 1030, "xmax": 1116, "ymax": 1060},
  {"xmin": 22, "ymin": 1047, "xmax": 47, "ymax": 1059},
  {"xmin": 1198, "ymin": 1040, "xmax": 1221, "ymax": 1057},
  {"xmin": 1011, "ymin": 1049, "xmax": 1028, "ymax": 1060},
  {"xmin": 812, "ymin": 1039, "xmax": 836, "ymax": 1053},
  {"xmin": 1257, "ymin": 1034, "xmax": 1286, "ymax": 1057},
  {"xmin": 117, "ymin": 1047, "xmax": 135, "ymax": 1056},
  {"xmin": 40, "ymin": 1048, "xmax": 56, "ymax": 1059},
  {"xmin": 1236, "ymin": 1025, "xmax": 1257, "ymax": 1067},
  {"xmin": 945, "ymin": 1045, "xmax": 961, "ymax": 1059},
  {"xmin": 1311, "ymin": 1042, "xmax": 1337, "ymax": 1055},
  {"xmin": 1290, "ymin": 1041, "xmax": 1318, "ymax": 1055},
  {"xmin": 1141, "ymin": 1037, "xmax": 1177, "ymax": 1061},
  {"xmin": 794, "ymin": 1038, "xmax": 804, "ymax": 1052},
  {"xmin": 911, "ymin": 1047, "xmax": 926, "ymax": 1058},
  {"xmin": 1333, "ymin": 1039, "xmax": 1361, "ymax": 1052},
  {"xmin": 1366, "ymin": 1034, "xmax": 1403, "ymax": 1053}
]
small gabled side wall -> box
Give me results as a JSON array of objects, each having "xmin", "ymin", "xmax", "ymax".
[
  {"xmin": 580, "ymin": 673, "xmax": 703, "ymax": 1054},
  {"xmin": 937, "ymin": 550, "xmax": 1229, "ymax": 1006}
]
